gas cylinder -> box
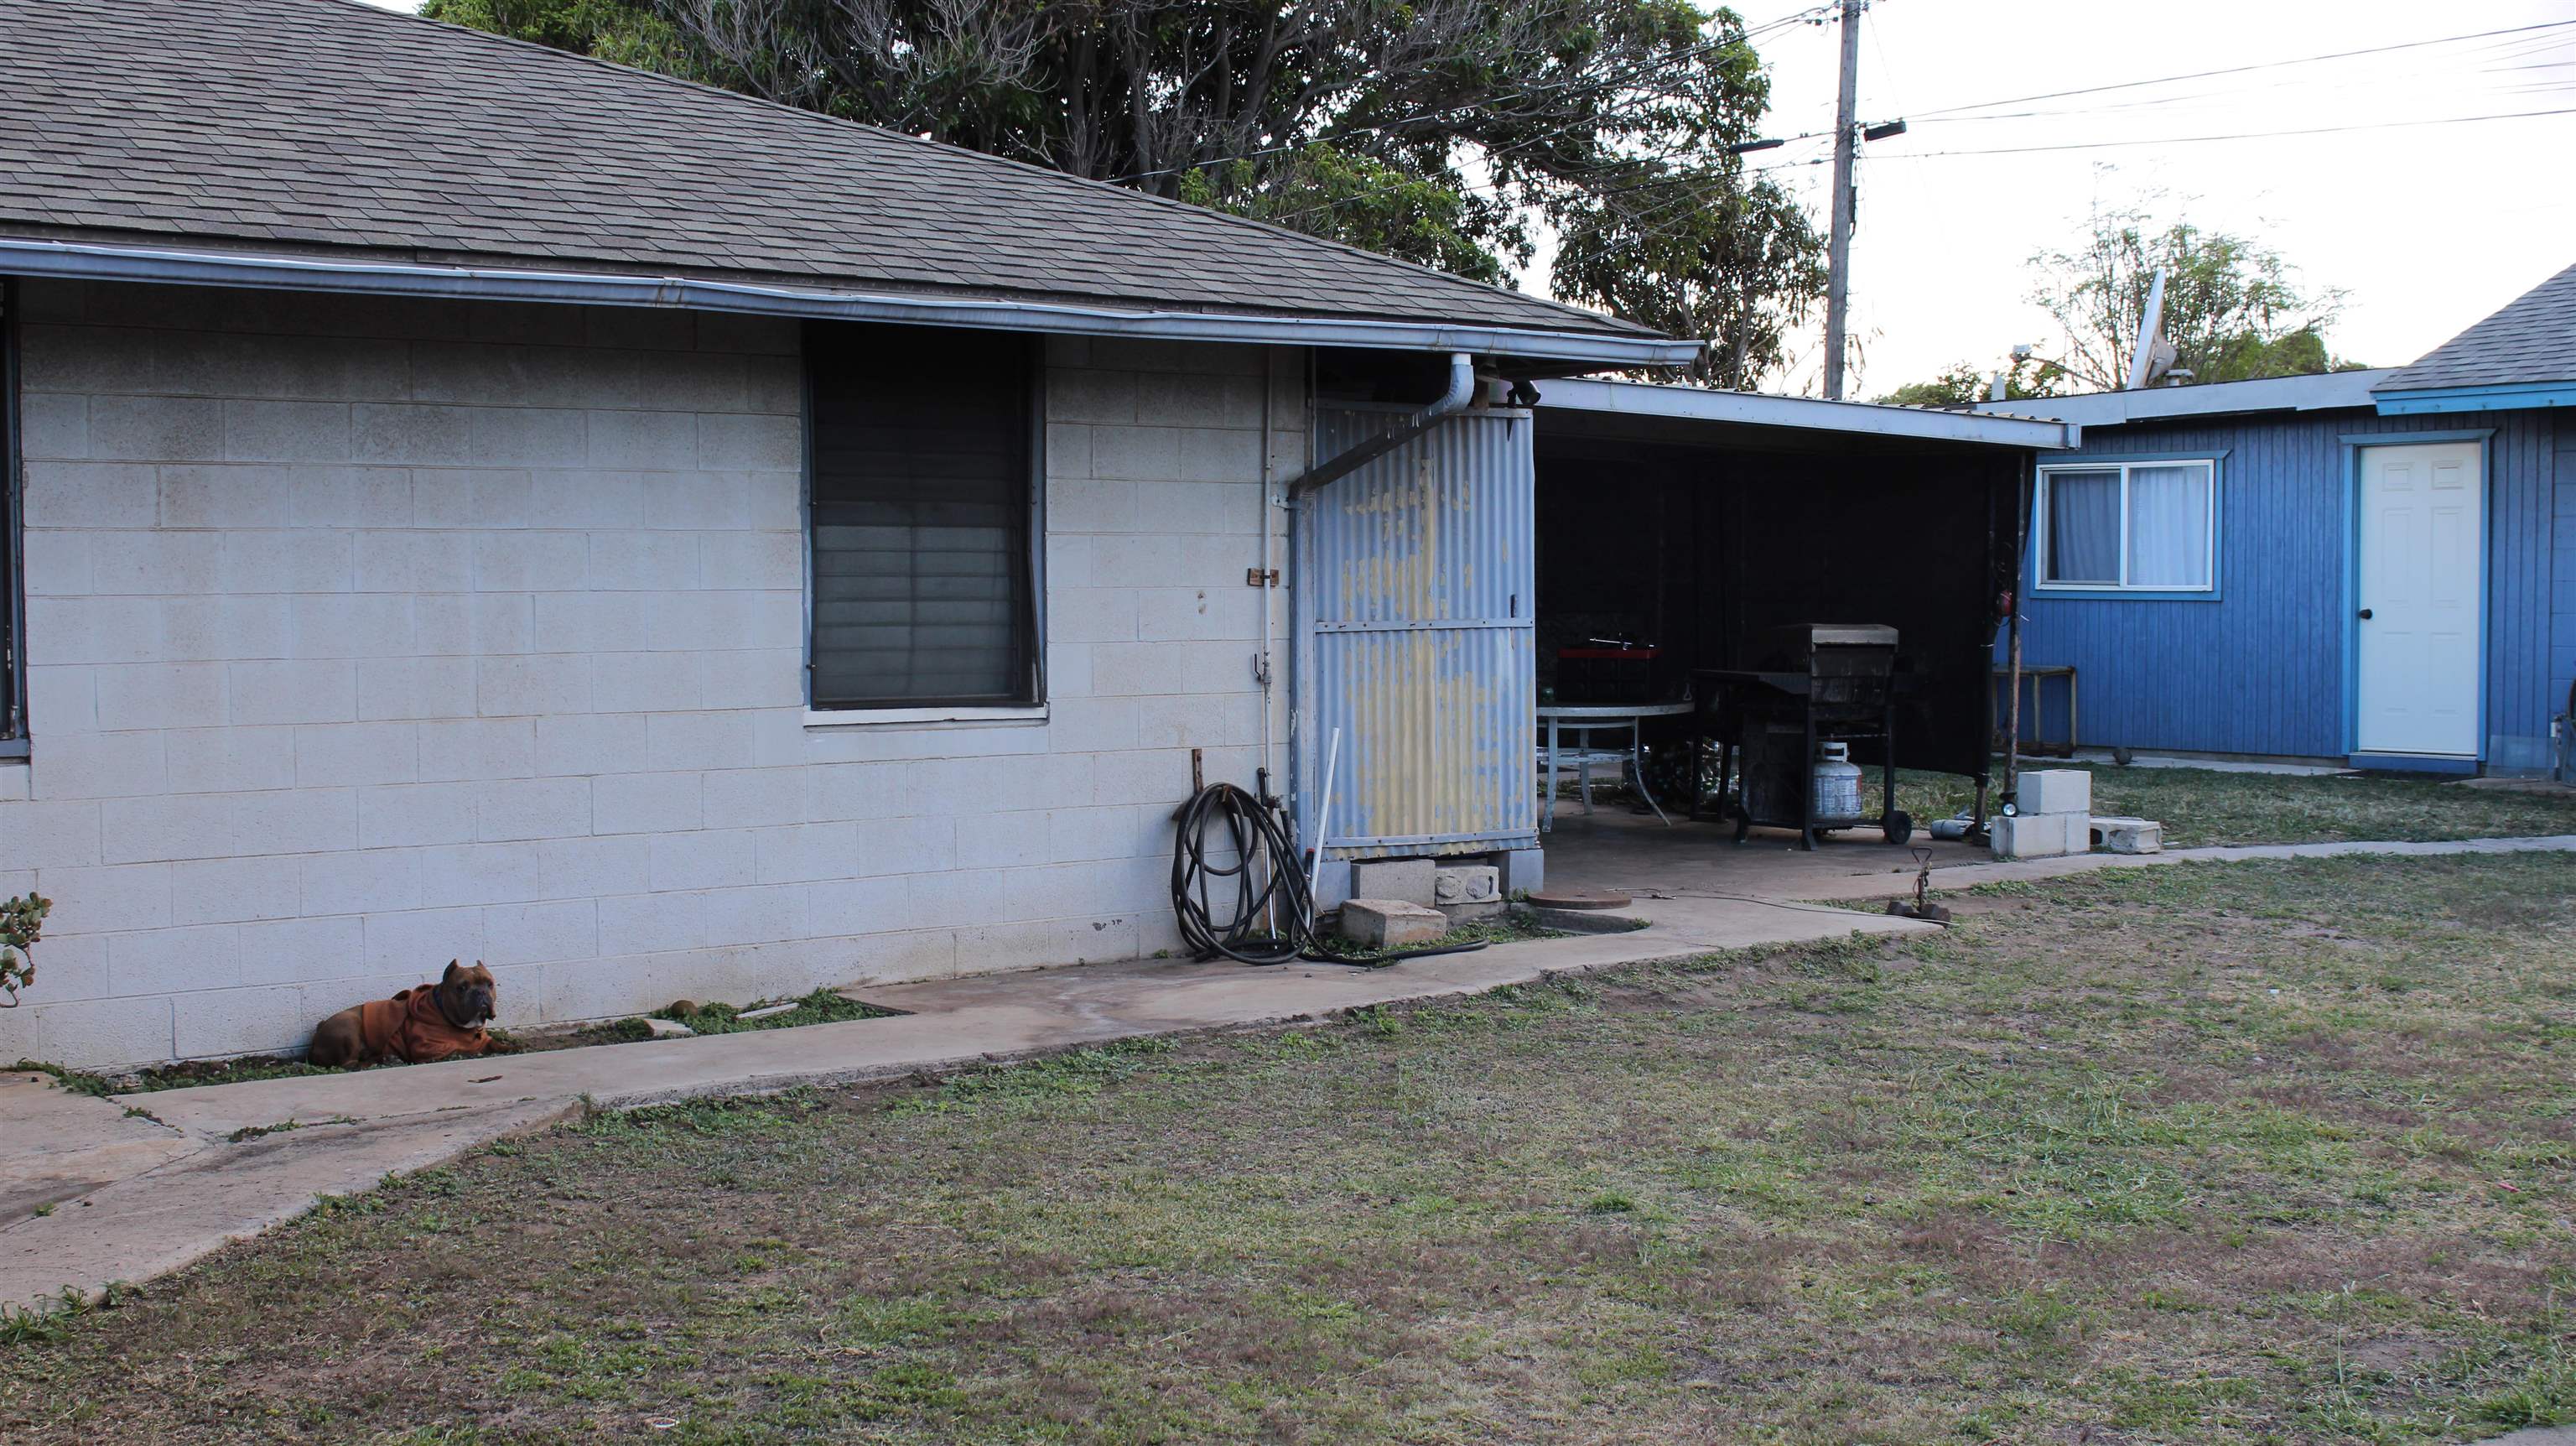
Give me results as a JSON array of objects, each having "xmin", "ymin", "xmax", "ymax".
[{"xmin": 1812, "ymin": 741, "xmax": 1863, "ymax": 821}]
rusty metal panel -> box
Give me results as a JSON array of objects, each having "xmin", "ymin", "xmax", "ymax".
[{"xmin": 1297, "ymin": 404, "xmax": 1536, "ymax": 861}]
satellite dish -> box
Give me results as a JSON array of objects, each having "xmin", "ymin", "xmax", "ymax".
[{"xmin": 2126, "ymin": 267, "xmax": 2174, "ymax": 390}]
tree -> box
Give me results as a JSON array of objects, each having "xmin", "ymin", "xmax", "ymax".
[
  {"xmin": 422, "ymin": 0, "xmax": 1826, "ymax": 381},
  {"xmin": 2028, "ymin": 198, "xmax": 2357, "ymax": 391},
  {"xmin": 1874, "ymin": 354, "xmax": 2063, "ymax": 408},
  {"xmin": 1551, "ymin": 170, "xmax": 1825, "ymax": 390}
]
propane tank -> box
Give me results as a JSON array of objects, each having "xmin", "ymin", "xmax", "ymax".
[{"xmin": 1812, "ymin": 741, "xmax": 1863, "ymax": 821}]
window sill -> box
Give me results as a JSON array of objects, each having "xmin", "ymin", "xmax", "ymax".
[
  {"xmin": 2032, "ymin": 587, "xmax": 2221, "ymax": 603},
  {"xmin": 802, "ymin": 705, "xmax": 1049, "ymax": 730}
]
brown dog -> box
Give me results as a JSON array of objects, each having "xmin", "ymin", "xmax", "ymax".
[{"xmin": 309, "ymin": 960, "xmax": 498, "ymax": 1068}]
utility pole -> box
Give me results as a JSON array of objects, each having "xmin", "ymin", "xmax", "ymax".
[{"xmin": 1821, "ymin": 0, "xmax": 1862, "ymax": 400}]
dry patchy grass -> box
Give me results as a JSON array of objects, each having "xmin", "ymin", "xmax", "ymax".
[
  {"xmin": 6, "ymin": 855, "xmax": 2575, "ymax": 1443},
  {"xmin": 1876, "ymin": 764, "xmax": 2576, "ymax": 847}
]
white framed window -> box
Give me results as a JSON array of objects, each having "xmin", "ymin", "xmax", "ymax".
[{"xmin": 2035, "ymin": 459, "xmax": 2217, "ymax": 594}]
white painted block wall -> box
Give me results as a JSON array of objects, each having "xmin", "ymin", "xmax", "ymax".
[{"xmin": 0, "ymin": 282, "xmax": 1299, "ymax": 1068}]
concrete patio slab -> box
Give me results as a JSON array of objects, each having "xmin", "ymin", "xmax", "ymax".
[
  {"xmin": 0, "ymin": 1097, "xmax": 575, "ymax": 1311},
  {"xmin": 0, "ymin": 1071, "xmax": 197, "ymax": 1222}
]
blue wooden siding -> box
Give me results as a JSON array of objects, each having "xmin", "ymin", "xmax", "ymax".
[
  {"xmin": 2556, "ymin": 424, "xmax": 2576, "ymax": 744},
  {"xmin": 2002, "ymin": 405, "xmax": 2563, "ymax": 769}
]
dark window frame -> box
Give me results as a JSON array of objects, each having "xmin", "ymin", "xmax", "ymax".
[
  {"xmin": 2, "ymin": 277, "xmax": 25, "ymax": 754},
  {"xmin": 801, "ymin": 322, "xmax": 1046, "ymax": 713}
]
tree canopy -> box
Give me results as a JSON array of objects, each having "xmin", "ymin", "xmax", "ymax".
[
  {"xmin": 2028, "ymin": 199, "xmax": 2360, "ymax": 391},
  {"xmin": 1873, "ymin": 356, "xmax": 2058, "ymax": 410},
  {"xmin": 422, "ymin": 0, "xmax": 1826, "ymax": 388},
  {"xmin": 1875, "ymin": 196, "xmax": 2366, "ymax": 403}
]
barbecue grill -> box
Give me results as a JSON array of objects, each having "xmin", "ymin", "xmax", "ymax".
[{"xmin": 1694, "ymin": 622, "xmax": 1914, "ymax": 850}]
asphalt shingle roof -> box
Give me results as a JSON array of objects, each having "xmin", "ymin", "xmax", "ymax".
[
  {"xmin": 2377, "ymin": 260, "xmax": 2576, "ymax": 394},
  {"xmin": 0, "ymin": 0, "xmax": 1657, "ymax": 344}
]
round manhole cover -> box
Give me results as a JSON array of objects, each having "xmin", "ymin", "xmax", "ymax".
[{"xmin": 1527, "ymin": 888, "xmax": 1631, "ymax": 911}]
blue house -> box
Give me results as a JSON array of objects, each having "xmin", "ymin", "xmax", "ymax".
[{"xmin": 1978, "ymin": 263, "xmax": 2575, "ymax": 778}]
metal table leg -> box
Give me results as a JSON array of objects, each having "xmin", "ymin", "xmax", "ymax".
[
  {"xmin": 1541, "ymin": 715, "xmax": 1560, "ymax": 833},
  {"xmin": 1630, "ymin": 719, "xmax": 1669, "ymax": 825}
]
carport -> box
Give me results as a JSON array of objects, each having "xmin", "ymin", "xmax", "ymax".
[
  {"xmin": 1525, "ymin": 379, "xmax": 2079, "ymax": 878},
  {"xmin": 1287, "ymin": 369, "xmax": 2076, "ymax": 907}
]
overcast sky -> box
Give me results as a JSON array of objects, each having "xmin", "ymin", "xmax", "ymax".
[
  {"xmin": 1692, "ymin": 0, "xmax": 2576, "ymax": 394},
  {"xmin": 366, "ymin": 0, "xmax": 2573, "ymax": 397}
]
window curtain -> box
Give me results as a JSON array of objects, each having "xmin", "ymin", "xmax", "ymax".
[
  {"xmin": 2125, "ymin": 465, "xmax": 2212, "ymax": 589},
  {"xmin": 2044, "ymin": 471, "xmax": 2121, "ymax": 584}
]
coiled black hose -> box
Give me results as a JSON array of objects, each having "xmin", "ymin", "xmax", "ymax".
[{"xmin": 1169, "ymin": 779, "xmax": 1488, "ymax": 968}]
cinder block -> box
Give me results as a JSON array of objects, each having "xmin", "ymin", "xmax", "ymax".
[
  {"xmin": 1349, "ymin": 857, "xmax": 1436, "ymax": 907},
  {"xmin": 89, "ymin": 394, "xmax": 225, "ymax": 461},
  {"xmin": 238, "ymin": 915, "xmax": 367, "ymax": 985},
  {"xmin": 473, "ymin": 776, "xmax": 591, "ymax": 842},
  {"xmin": 0, "ymin": 798, "xmax": 105, "ymax": 869},
  {"xmin": 2018, "ymin": 768, "xmax": 2091, "ymax": 818},
  {"xmin": 0, "ymin": 994, "xmax": 174, "ymax": 1072},
  {"xmin": 1337, "ymin": 898, "xmax": 1446, "ymax": 949},
  {"xmin": 2090, "ymin": 816, "xmax": 2164, "ymax": 854},
  {"xmin": 1431, "ymin": 864, "xmax": 1499, "ymax": 907},
  {"xmin": 1990, "ymin": 810, "xmax": 2082, "ymax": 861}
]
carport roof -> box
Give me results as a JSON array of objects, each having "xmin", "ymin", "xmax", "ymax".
[{"xmin": 1543, "ymin": 378, "xmax": 2081, "ymax": 450}]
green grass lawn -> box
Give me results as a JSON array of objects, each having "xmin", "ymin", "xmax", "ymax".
[
  {"xmin": 1872, "ymin": 762, "xmax": 2576, "ymax": 847},
  {"xmin": 7, "ymin": 854, "xmax": 2575, "ymax": 1443}
]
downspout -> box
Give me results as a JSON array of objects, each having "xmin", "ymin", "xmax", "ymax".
[
  {"xmin": 1258, "ymin": 347, "xmax": 1277, "ymax": 776},
  {"xmin": 1282, "ymin": 352, "xmax": 1476, "ymax": 498}
]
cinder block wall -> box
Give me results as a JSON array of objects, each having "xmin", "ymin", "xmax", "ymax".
[{"xmin": 0, "ymin": 282, "xmax": 1299, "ymax": 1068}]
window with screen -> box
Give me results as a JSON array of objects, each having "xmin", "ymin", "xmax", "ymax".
[
  {"xmin": 805, "ymin": 323, "xmax": 1039, "ymax": 710},
  {"xmin": 2036, "ymin": 459, "xmax": 2216, "ymax": 594}
]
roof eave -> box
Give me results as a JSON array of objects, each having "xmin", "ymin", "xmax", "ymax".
[
  {"xmin": 0, "ymin": 237, "xmax": 1703, "ymax": 370},
  {"xmin": 2371, "ymin": 379, "xmax": 2576, "ymax": 415},
  {"xmin": 1970, "ymin": 370, "xmax": 2395, "ymax": 426},
  {"xmin": 1545, "ymin": 377, "xmax": 2081, "ymax": 450}
]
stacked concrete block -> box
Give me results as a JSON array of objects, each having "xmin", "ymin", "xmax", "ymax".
[
  {"xmin": 1348, "ymin": 857, "xmax": 1434, "ymax": 906},
  {"xmin": 1337, "ymin": 899, "xmax": 1446, "ymax": 949},
  {"xmin": 2089, "ymin": 816, "xmax": 2164, "ymax": 854},
  {"xmin": 0, "ymin": 282, "xmax": 1308, "ymax": 1069},
  {"xmin": 1430, "ymin": 863, "xmax": 1504, "ymax": 922},
  {"xmin": 1990, "ymin": 769, "xmax": 2092, "ymax": 861}
]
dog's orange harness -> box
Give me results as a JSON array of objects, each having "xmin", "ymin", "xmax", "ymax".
[{"xmin": 353, "ymin": 986, "xmax": 490, "ymax": 1064}]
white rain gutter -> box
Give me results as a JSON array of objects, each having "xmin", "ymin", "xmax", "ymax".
[{"xmin": 0, "ymin": 238, "xmax": 1705, "ymax": 370}]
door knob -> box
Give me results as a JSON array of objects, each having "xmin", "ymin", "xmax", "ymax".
[{"xmin": 2357, "ymin": 608, "xmax": 2373, "ymax": 620}]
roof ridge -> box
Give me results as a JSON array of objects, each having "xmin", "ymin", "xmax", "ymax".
[{"xmin": 305, "ymin": 0, "xmax": 1653, "ymax": 339}]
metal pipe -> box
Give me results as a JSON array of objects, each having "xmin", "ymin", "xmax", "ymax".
[
  {"xmin": 1307, "ymin": 727, "xmax": 1342, "ymax": 898},
  {"xmin": 0, "ymin": 238, "xmax": 1706, "ymax": 369},
  {"xmin": 1257, "ymin": 347, "xmax": 1277, "ymax": 793},
  {"xmin": 1284, "ymin": 351, "xmax": 1474, "ymax": 497}
]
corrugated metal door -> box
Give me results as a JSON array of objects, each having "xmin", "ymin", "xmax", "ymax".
[{"xmin": 1297, "ymin": 404, "xmax": 1536, "ymax": 866}]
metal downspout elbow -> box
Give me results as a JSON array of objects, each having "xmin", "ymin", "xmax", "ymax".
[{"xmin": 1285, "ymin": 351, "xmax": 1475, "ymax": 498}]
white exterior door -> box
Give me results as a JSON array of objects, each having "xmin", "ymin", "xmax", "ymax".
[{"xmin": 2355, "ymin": 441, "xmax": 2483, "ymax": 757}]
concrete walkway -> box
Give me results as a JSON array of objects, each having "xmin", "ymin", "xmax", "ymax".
[{"xmin": 8, "ymin": 830, "xmax": 2574, "ymax": 1313}]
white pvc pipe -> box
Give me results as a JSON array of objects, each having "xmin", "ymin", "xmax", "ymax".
[{"xmin": 1307, "ymin": 726, "xmax": 1342, "ymax": 897}]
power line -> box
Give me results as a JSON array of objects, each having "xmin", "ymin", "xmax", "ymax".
[
  {"xmin": 1860, "ymin": 105, "xmax": 2576, "ymax": 160},
  {"xmin": 1910, "ymin": 18, "xmax": 2576, "ymax": 121}
]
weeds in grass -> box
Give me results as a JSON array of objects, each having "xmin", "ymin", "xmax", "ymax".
[{"xmin": 7, "ymin": 856, "xmax": 2576, "ymax": 1444}]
